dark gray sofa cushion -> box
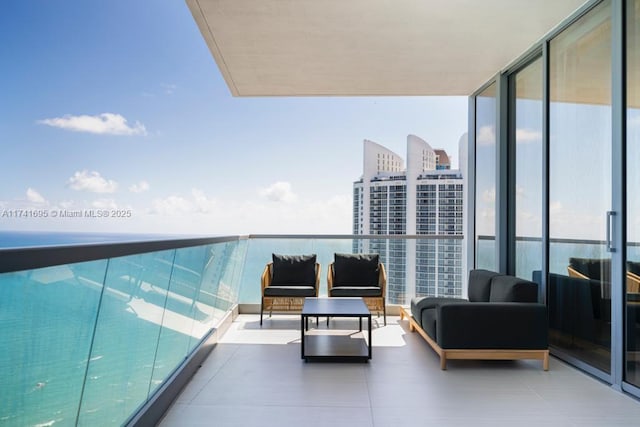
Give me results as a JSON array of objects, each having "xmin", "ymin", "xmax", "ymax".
[
  {"xmin": 271, "ymin": 254, "xmax": 316, "ymax": 286},
  {"xmin": 468, "ymin": 269, "xmax": 501, "ymax": 302},
  {"xmin": 420, "ymin": 308, "xmax": 438, "ymax": 341},
  {"xmin": 489, "ymin": 275, "xmax": 538, "ymax": 302},
  {"xmin": 437, "ymin": 302, "xmax": 548, "ymax": 349},
  {"xmin": 333, "ymin": 253, "xmax": 379, "ymax": 286},
  {"xmin": 410, "ymin": 296, "xmax": 467, "ymax": 326}
]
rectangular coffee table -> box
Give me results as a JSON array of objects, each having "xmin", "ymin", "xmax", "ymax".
[{"xmin": 301, "ymin": 297, "xmax": 372, "ymax": 362}]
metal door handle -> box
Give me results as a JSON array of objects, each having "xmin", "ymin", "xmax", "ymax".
[{"xmin": 606, "ymin": 211, "xmax": 616, "ymax": 253}]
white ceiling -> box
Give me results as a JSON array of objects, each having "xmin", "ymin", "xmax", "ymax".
[{"xmin": 186, "ymin": 0, "xmax": 589, "ymax": 97}]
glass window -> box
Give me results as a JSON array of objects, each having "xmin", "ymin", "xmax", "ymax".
[
  {"xmin": 513, "ymin": 58, "xmax": 543, "ymax": 282},
  {"xmin": 475, "ymin": 83, "xmax": 497, "ymax": 270}
]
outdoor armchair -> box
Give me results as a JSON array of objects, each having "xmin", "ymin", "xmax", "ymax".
[
  {"xmin": 327, "ymin": 253, "xmax": 386, "ymax": 325},
  {"xmin": 260, "ymin": 254, "xmax": 320, "ymax": 325}
]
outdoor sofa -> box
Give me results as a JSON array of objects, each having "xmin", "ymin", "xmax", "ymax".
[{"xmin": 400, "ymin": 269, "xmax": 549, "ymax": 370}]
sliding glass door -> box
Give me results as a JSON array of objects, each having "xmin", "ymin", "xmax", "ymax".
[
  {"xmin": 548, "ymin": 0, "xmax": 612, "ymax": 373},
  {"xmin": 626, "ymin": 0, "xmax": 640, "ymax": 388}
]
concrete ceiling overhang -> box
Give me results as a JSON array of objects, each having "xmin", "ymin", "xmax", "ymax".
[{"xmin": 186, "ymin": 0, "xmax": 589, "ymax": 97}]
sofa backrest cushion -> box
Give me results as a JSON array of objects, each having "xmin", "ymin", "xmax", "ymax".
[
  {"xmin": 468, "ymin": 269, "xmax": 501, "ymax": 302},
  {"xmin": 271, "ymin": 254, "xmax": 317, "ymax": 285},
  {"xmin": 489, "ymin": 275, "xmax": 538, "ymax": 302},
  {"xmin": 333, "ymin": 253, "xmax": 379, "ymax": 287}
]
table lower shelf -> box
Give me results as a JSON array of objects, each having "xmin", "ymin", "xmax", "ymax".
[{"xmin": 302, "ymin": 334, "xmax": 370, "ymax": 362}]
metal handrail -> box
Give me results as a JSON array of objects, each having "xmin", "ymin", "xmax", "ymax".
[{"xmin": 0, "ymin": 234, "xmax": 464, "ymax": 274}]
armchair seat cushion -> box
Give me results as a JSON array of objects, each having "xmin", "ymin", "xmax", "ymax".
[
  {"xmin": 264, "ymin": 285, "xmax": 317, "ymax": 297},
  {"xmin": 329, "ymin": 286, "xmax": 382, "ymax": 297}
]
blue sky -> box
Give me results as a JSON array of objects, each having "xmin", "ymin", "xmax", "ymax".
[{"xmin": 0, "ymin": 0, "xmax": 468, "ymax": 235}]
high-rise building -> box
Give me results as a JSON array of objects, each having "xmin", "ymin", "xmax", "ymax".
[{"xmin": 353, "ymin": 135, "xmax": 464, "ymax": 304}]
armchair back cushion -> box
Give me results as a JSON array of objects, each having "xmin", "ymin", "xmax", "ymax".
[
  {"xmin": 467, "ymin": 269, "xmax": 501, "ymax": 302},
  {"xmin": 569, "ymin": 257, "xmax": 611, "ymax": 283},
  {"xmin": 489, "ymin": 275, "xmax": 538, "ymax": 303},
  {"xmin": 628, "ymin": 261, "xmax": 640, "ymax": 276},
  {"xmin": 271, "ymin": 254, "xmax": 317, "ymax": 286},
  {"xmin": 333, "ymin": 253, "xmax": 379, "ymax": 287}
]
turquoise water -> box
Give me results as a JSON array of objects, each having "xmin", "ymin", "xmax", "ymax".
[{"xmin": 0, "ymin": 239, "xmax": 245, "ymax": 426}]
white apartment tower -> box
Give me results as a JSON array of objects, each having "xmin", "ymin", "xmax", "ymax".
[{"xmin": 353, "ymin": 135, "xmax": 464, "ymax": 304}]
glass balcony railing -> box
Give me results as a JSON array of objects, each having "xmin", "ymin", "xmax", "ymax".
[
  {"xmin": 0, "ymin": 234, "xmax": 463, "ymax": 426},
  {"xmin": 238, "ymin": 235, "xmax": 465, "ymax": 305},
  {"xmin": 0, "ymin": 237, "xmax": 246, "ymax": 427}
]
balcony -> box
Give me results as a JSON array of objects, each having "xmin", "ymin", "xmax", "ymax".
[
  {"xmin": 2, "ymin": 235, "xmax": 640, "ymax": 426},
  {"xmin": 160, "ymin": 315, "xmax": 640, "ymax": 427}
]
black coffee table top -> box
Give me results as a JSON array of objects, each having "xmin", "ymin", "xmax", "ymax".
[{"xmin": 302, "ymin": 297, "xmax": 369, "ymax": 317}]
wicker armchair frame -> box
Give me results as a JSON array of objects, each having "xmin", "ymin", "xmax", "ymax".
[
  {"xmin": 327, "ymin": 262, "xmax": 387, "ymax": 325},
  {"xmin": 260, "ymin": 262, "xmax": 320, "ymax": 325}
]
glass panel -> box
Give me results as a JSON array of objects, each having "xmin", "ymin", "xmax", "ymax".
[
  {"xmin": 150, "ymin": 246, "xmax": 207, "ymax": 395},
  {"xmin": 1, "ymin": 240, "xmax": 244, "ymax": 425},
  {"xmin": 239, "ymin": 237, "xmax": 464, "ymax": 306},
  {"xmin": 549, "ymin": 0, "xmax": 612, "ymax": 374},
  {"xmin": 0, "ymin": 260, "xmax": 107, "ymax": 426},
  {"xmin": 77, "ymin": 250, "xmax": 175, "ymax": 425},
  {"xmin": 626, "ymin": 0, "xmax": 640, "ymax": 388},
  {"xmin": 475, "ymin": 83, "xmax": 497, "ymax": 270},
  {"xmin": 513, "ymin": 58, "xmax": 543, "ymax": 282}
]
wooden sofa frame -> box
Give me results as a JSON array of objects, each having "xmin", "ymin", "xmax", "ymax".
[{"xmin": 400, "ymin": 306, "xmax": 549, "ymax": 371}]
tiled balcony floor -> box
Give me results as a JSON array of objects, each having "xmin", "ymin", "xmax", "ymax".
[{"xmin": 160, "ymin": 315, "xmax": 640, "ymax": 427}]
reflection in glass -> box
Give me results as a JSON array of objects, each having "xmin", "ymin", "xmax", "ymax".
[
  {"xmin": 475, "ymin": 83, "xmax": 497, "ymax": 270},
  {"xmin": 513, "ymin": 58, "xmax": 543, "ymax": 282},
  {"xmin": 549, "ymin": 0, "xmax": 611, "ymax": 373},
  {"xmin": 626, "ymin": 0, "xmax": 640, "ymax": 388},
  {"xmin": 78, "ymin": 251, "xmax": 176, "ymax": 425}
]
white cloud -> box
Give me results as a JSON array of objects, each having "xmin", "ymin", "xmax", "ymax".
[
  {"xmin": 516, "ymin": 128, "xmax": 542, "ymax": 143},
  {"xmin": 150, "ymin": 195, "xmax": 193, "ymax": 216},
  {"xmin": 476, "ymin": 125, "xmax": 495, "ymax": 145},
  {"xmin": 26, "ymin": 188, "xmax": 46, "ymax": 204},
  {"xmin": 68, "ymin": 170, "xmax": 118, "ymax": 193},
  {"xmin": 149, "ymin": 189, "xmax": 217, "ymax": 216},
  {"xmin": 191, "ymin": 189, "xmax": 217, "ymax": 213},
  {"xmin": 39, "ymin": 113, "xmax": 147, "ymax": 136},
  {"xmin": 129, "ymin": 181, "xmax": 150, "ymax": 193},
  {"xmin": 92, "ymin": 198, "xmax": 118, "ymax": 209},
  {"xmin": 259, "ymin": 181, "xmax": 296, "ymax": 203}
]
